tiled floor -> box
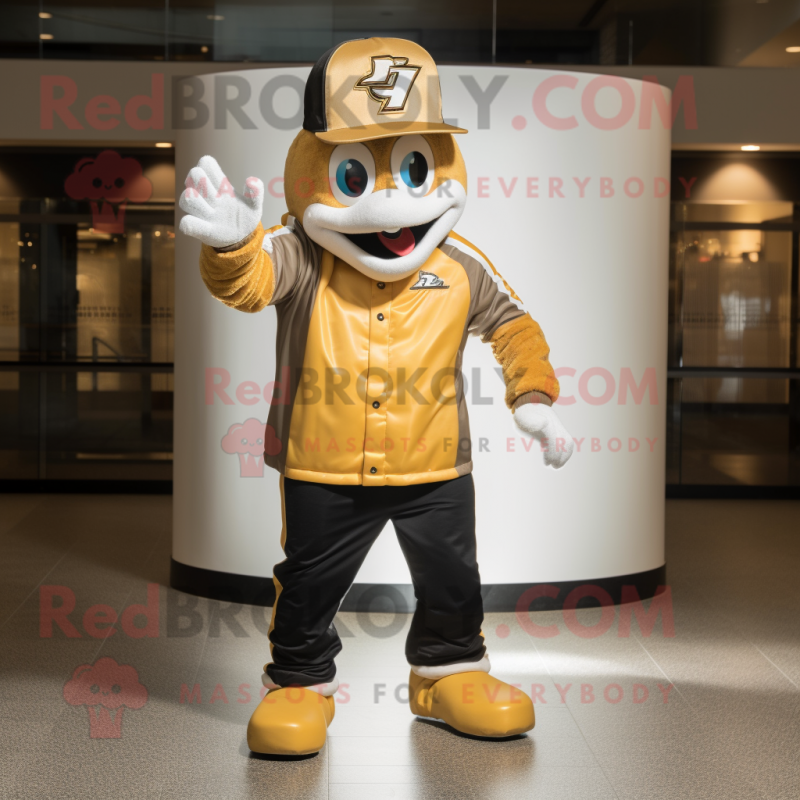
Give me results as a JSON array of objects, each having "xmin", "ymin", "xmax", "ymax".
[{"xmin": 0, "ymin": 494, "xmax": 798, "ymax": 800}]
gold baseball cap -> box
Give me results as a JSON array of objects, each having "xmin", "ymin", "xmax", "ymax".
[{"xmin": 303, "ymin": 37, "xmax": 467, "ymax": 143}]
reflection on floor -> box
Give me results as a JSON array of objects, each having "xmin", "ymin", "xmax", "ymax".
[{"xmin": 0, "ymin": 494, "xmax": 798, "ymax": 799}]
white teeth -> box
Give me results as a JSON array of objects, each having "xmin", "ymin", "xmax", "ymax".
[{"xmin": 382, "ymin": 227, "xmax": 401, "ymax": 234}]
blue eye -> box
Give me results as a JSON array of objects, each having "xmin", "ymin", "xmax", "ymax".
[
  {"xmin": 335, "ymin": 159, "xmax": 367, "ymax": 197},
  {"xmin": 400, "ymin": 151, "xmax": 428, "ymax": 188}
]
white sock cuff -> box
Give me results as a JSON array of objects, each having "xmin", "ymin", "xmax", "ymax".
[
  {"xmin": 410, "ymin": 655, "xmax": 491, "ymax": 680},
  {"xmin": 260, "ymin": 674, "xmax": 339, "ymax": 697}
]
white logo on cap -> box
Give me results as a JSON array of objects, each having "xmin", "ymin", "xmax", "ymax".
[{"xmin": 355, "ymin": 56, "xmax": 421, "ymax": 114}]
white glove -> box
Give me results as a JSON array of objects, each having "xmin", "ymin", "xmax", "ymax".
[
  {"xmin": 513, "ymin": 403, "xmax": 575, "ymax": 470},
  {"xmin": 178, "ymin": 155, "xmax": 263, "ymax": 248}
]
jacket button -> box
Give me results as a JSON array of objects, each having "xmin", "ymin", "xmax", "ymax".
[
  {"xmin": 370, "ymin": 467, "xmax": 377, "ymax": 474},
  {"xmin": 377, "ymin": 282, "xmax": 386, "ymax": 289},
  {"xmin": 377, "ymin": 313, "xmax": 384, "ymax": 321},
  {"xmin": 372, "ymin": 401, "xmax": 380, "ymax": 409}
]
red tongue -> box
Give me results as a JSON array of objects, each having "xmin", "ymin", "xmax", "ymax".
[{"xmin": 377, "ymin": 228, "xmax": 415, "ymax": 256}]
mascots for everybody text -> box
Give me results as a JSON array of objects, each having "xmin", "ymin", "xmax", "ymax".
[{"xmin": 179, "ymin": 38, "xmax": 574, "ymax": 755}]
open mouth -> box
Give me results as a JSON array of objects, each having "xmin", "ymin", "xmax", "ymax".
[{"xmin": 342, "ymin": 218, "xmax": 438, "ymax": 260}]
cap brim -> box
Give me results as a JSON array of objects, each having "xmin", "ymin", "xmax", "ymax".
[{"xmin": 315, "ymin": 120, "xmax": 467, "ymax": 144}]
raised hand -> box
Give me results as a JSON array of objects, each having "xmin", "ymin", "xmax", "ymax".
[
  {"xmin": 513, "ymin": 403, "xmax": 575, "ymax": 470},
  {"xmin": 178, "ymin": 155, "xmax": 263, "ymax": 249}
]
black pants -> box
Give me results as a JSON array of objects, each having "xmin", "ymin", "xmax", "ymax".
[{"xmin": 266, "ymin": 474, "xmax": 486, "ymax": 688}]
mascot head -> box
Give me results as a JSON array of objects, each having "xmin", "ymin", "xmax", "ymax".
[{"xmin": 283, "ymin": 38, "xmax": 468, "ymax": 282}]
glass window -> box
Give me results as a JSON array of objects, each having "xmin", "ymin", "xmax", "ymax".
[
  {"xmin": 668, "ymin": 184, "xmax": 800, "ymax": 489},
  {"xmin": 676, "ymin": 227, "xmax": 792, "ymax": 375},
  {"xmin": 0, "ymin": 148, "xmax": 174, "ymax": 483},
  {"xmin": 675, "ymin": 377, "xmax": 799, "ymax": 487},
  {"xmin": 2, "ymin": 0, "xmax": 796, "ymax": 67}
]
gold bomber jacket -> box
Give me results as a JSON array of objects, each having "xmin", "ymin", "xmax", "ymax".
[{"xmin": 200, "ymin": 219, "xmax": 560, "ymax": 486}]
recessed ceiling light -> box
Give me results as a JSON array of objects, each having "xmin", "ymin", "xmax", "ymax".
[
  {"xmin": 207, "ymin": 14, "xmax": 224, "ymax": 21},
  {"xmin": 155, "ymin": 142, "xmax": 173, "ymax": 148},
  {"xmin": 201, "ymin": 45, "xmax": 209, "ymax": 53},
  {"xmin": 786, "ymin": 46, "xmax": 800, "ymax": 53},
  {"xmin": 741, "ymin": 145, "xmax": 760, "ymax": 151},
  {"xmin": 39, "ymin": 33, "xmax": 53, "ymax": 40},
  {"xmin": 39, "ymin": 11, "xmax": 52, "ymax": 19}
]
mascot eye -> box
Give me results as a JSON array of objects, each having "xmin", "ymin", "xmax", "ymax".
[
  {"xmin": 114, "ymin": 177, "xmax": 125, "ymax": 189},
  {"xmin": 328, "ymin": 143, "xmax": 376, "ymax": 206},
  {"xmin": 335, "ymin": 159, "xmax": 368, "ymax": 197},
  {"xmin": 390, "ymin": 134, "xmax": 435, "ymax": 197},
  {"xmin": 399, "ymin": 152, "xmax": 428, "ymax": 188},
  {"xmin": 92, "ymin": 178, "xmax": 102, "ymax": 188},
  {"xmin": 241, "ymin": 437, "xmax": 248, "ymax": 445}
]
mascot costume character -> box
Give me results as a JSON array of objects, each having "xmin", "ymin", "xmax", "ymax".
[{"xmin": 179, "ymin": 38, "xmax": 575, "ymax": 756}]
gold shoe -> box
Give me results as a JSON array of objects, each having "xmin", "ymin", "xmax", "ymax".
[
  {"xmin": 246, "ymin": 687, "xmax": 335, "ymax": 755},
  {"xmin": 409, "ymin": 670, "xmax": 535, "ymax": 738}
]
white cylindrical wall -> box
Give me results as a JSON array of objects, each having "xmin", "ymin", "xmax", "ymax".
[{"xmin": 173, "ymin": 66, "xmax": 670, "ymax": 590}]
